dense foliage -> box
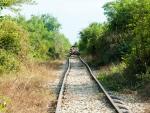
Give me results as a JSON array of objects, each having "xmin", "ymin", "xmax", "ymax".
[
  {"xmin": 0, "ymin": 18, "xmax": 28, "ymax": 73},
  {"xmin": 15, "ymin": 15, "xmax": 70, "ymax": 60},
  {"xmin": 79, "ymin": 0, "xmax": 150, "ymax": 88},
  {"xmin": 0, "ymin": 2, "xmax": 70, "ymax": 73}
]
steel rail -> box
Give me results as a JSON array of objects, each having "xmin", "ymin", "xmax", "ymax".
[
  {"xmin": 79, "ymin": 56, "xmax": 132, "ymax": 113},
  {"xmin": 55, "ymin": 56, "xmax": 131, "ymax": 113},
  {"xmin": 55, "ymin": 58, "xmax": 70, "ymax": 113}
]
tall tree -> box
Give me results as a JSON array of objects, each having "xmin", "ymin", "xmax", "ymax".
[{"xmin": 41, "ymin": 14, "xmax": 61, "ymax": 32}]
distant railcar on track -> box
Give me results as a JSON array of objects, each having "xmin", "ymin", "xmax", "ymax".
[{"xmin": 70, "ymin": 46, "xmax": 80, "ymax": 56}]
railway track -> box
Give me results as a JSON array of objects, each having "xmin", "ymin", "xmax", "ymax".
[{"xmin": 55, "ymin": 56, "xmax": 131, "ymax": 113}]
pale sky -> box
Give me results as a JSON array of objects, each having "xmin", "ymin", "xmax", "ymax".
[{"xmin": 2, "ymin": 0, "xmax": 112, "ymax": 44}]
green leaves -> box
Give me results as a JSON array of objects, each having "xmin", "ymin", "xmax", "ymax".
[
  {"xmin": 41, "ymin": 14, "xmax": 61, "ymax": 32},
  {"xmin": 0, "ymin": 50, "xmax": 20, "ymax": 73},
  {"xmin": 0, "ymin": 19, "xmax": 28, "ymax": 73},
  {"xmin": 79, "ymin": 23, "xmax": 104, "ymax": 56},
  {"xmin": 0, "ymin": 14, "xmax": 70, "ymax": 73},
  {"xmin": 0, "ymin": 19, "xmax": 28, "ymax": 55},
  {"xmin": 0, "ymin": 0, "xmax": 35, "ymax": 13},
  {"xmin": 0, "ymin": 95, "xmax": 11, "ymax": 112},
  {"xmin": 0, "ymin": 0, "xmax": 34, "ymax": 7},
  {"xmin": 24, "ymin": 15, "xmax": 70, "ymax": 60},
  {"xmin": 79, "ymin": 0, "xmax": 150, "ymax": 85}
]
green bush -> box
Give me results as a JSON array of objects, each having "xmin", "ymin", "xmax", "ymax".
[
  {"xmin": 0, "ymin": 50, "xmax": 19, "ymax": 73},
  {"xmin": 0, "ymin": 95, "xmax": 11, "ymax": 112},
  {"xmin": 123, "ymin": 6, "xmax": 150, "ymax": 84},
  {"xmin": 98, "ymin": 73, "xmax": 126, "ymax": 91},
  {"xmin": 124, "ymin": 50, "xmax": 150, "ymax": 84},
  {"xmin": 79, "ymin": 0, "xmax": 150, "ymax": 90},
  {"xmin": 0, "ymin": 19, "xmax": 28, "ymax": 73},
  {"xmin": 98, "ymin": 63, "xmax": 127, "ymax": 91},
  {"xmin": 0, "ymin": 19, "xmax": 28, "ymax": 57},
  {"xmin": 23, "ymin": 15, "xmax": 70, "ymax": 60}
]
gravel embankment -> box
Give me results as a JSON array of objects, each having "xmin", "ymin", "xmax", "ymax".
[{"xmin": 61, "ymin": 58, "xmax": 115, "ymax": 113}]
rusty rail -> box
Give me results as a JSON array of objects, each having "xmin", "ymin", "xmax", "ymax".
[
  {"xmin": 79, "ymin": 56, "xmax": 132, "ymax": 113},
  {"xmin": 55, "ymin": 58, "xmax": 70, "ymax": 113},
  {"xmin": 55, "ymin": 56, "xmax": 132, "ymax": 113}
]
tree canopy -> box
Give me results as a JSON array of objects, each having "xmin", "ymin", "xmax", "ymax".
[{"xmin": 78, "ymin": 0, "xmax": 150, "ymax": 84}]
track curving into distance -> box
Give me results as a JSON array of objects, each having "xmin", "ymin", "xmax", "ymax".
[{"xmin": 55, "ymin": 56, "xmax": 132, "ymax": 113}]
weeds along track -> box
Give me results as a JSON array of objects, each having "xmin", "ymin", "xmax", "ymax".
[{"xmin": 55, "ymin": 56, "xmax": 131, "ymax": 113}]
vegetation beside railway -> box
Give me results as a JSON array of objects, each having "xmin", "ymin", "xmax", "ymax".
[
  {"xmin": 0, "ymin": 0, "xmax": 70, "ymax": 112},
  {"xmin": 0, "ymin": 0, "xmax": 70, "ymax": 73},
  {"xmin": 78, "ymin": 0, "xmax": 150, "ymax": 95}
]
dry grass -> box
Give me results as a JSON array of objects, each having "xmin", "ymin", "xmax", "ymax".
[
  {"xmin": 144, "ymin": 109, "xmax": 150, "ymax": 113},
  {"xmin": 0, "ymin": 60, "xmax": 63, "ymax": 113}
]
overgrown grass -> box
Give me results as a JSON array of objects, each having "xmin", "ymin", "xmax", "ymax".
[
  {"xmin": 0, "ymin": 50, "xmax": 20, "ymax": 73},
  {"xmin": 0, "ymin": 60, "xmax": 63, "ymax": 113},
  {"xmin": 98, "ymin": 62, "xmax": 127, "ymax": 91},
  {"xmin": 98, "ymin": 62, "xmax": 150, "ymax": 94}
]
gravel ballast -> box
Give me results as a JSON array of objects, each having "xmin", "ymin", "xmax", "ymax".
[
  {"xmin": 111, "ymin": 92, "xmax": 150, "ymax": 113},
  {"xmin": 61, "ymin": 58, "xmax": 115, "ymax": 113}
]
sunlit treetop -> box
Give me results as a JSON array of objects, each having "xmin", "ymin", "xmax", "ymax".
[{"xmin": 0, "ymin": 0, "xmax": 35, "ymax": 11}]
